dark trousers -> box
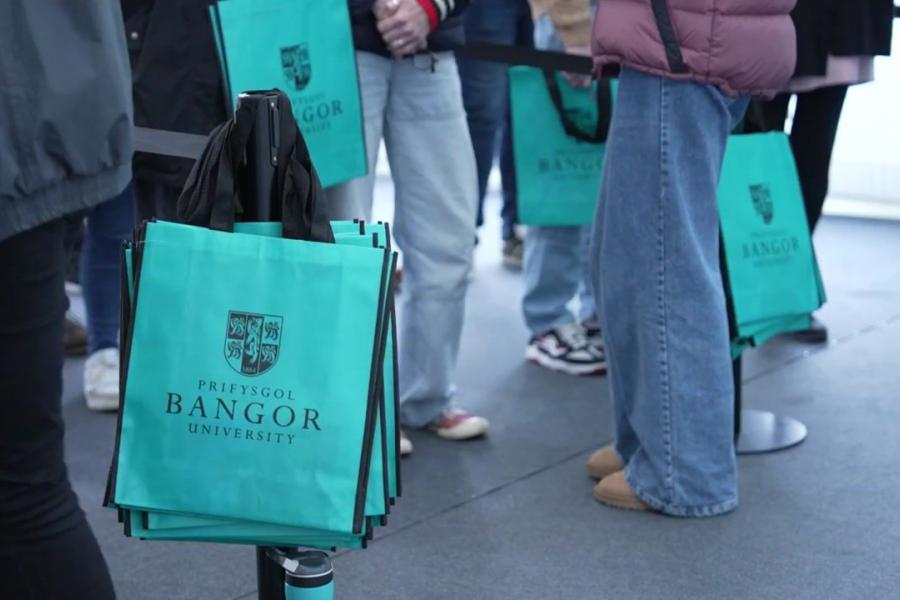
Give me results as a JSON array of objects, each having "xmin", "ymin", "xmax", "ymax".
[
  {"xmin": 750, "ymin": 84, "xmax": 849, "ymax": 232},
  {"xmin": 457, "ymin": 0, "xmax": 533, "ymax": 240},
  {"xmin": 0, "ymin": 220, "xmax": 115, "ymax": 599},
  {"xmin": 82, "ymin": 184, "xmax": 135, "ymax": 354}
]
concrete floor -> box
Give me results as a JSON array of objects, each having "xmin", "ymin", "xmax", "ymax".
[{"xmin": 62, "ymin": 191, "xmax": 900, "ymax": 599}]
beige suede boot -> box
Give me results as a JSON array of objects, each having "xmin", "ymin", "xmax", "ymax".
[
  {"xmin": 593, "ymin": 471, "xmax": 652, "ymax": 512},
  {"xmin": 585, "ymin": 446, "xmax": 624, "ymax": 480}
]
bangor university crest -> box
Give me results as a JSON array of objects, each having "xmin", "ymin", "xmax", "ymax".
[
  {"xmin": 281, "ymin": 44, "xmax": 311, "ymax": 91},
  {"xmin": 749, "ymin": 183, "xmax": 774, "ymax": 225},
  {"xmin": 225, "ymin": 311, "xmax": 283, "ymax": 376}
]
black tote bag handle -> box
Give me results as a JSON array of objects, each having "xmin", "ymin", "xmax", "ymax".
[
  {"xmin": 177, "ymin": 89, "xmax": 334, "ymax": 243},
  {"xmin": 542, "ymin": 71, "xmax": 613, "ymax": 145}
]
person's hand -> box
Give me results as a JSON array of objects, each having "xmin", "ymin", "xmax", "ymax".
[
  {"xmin": 562, "ymin": 45, "xmax": 592, "ymax": 89},
  {"xmin": 372, "ymin": 0, "xmax": 399, "ymax": 21},
  {"xmin": 374, "ymin": 0, "xmax": 431, "ymax": 59}
]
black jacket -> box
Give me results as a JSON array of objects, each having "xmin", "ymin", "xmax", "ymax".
[
  {"xmin": 793, "ymin": 0, "xmax": 895, "ymax": 77},
  {"xmin": 122, "ymin": 0, "xmax": 228, "ymax": 189},
  {"xmin": 348, "ymin": 0, "xmax": 470, "ymax": 55}
]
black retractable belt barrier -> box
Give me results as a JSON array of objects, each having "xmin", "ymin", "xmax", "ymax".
[
  {"xmin": 462, "ymin": 42, "xmax": 595, "ymax": 74},
  {"xmin": 134, "ymin": 127, "xmax": 207, "ymax": 160}
]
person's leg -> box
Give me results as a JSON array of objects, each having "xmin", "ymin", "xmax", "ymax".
[
  {"xmin": 457, "ymin": 0, "xmax": 532, "ymax": 230},
  {"xmin": 383, "ymin": 53, "xmax": 481, "ymax": 430},
  {"xmin": 523, "ymin": 225, "xmax": 605, "ymax": 376},
  {"xmin": 497, "ymin": 8, "xmax": 534, "ymax": 242},
  {"xmin": 576, "ymin": 225, "xmax": 597, "ymax": 324},
  {"xmin": 0, "ymin": 221, "xmax": 115, "ymax": 598},
  {"xmin": 81, "ymin": 184, "xmax": 135, "ymax": 410},
  {"xmin": 324, "ymin": 51, "xmax": 391, "ymax": 222},
  {"xmin": 522, "ymin": 226, "xmax": 586, "ymax": 335},
  {"xmin": 82, "ymin": 184, "xmax": 135, "ymax": 355},
  {"xmin": 498, "ymin": 118, "xmax": 519, "ymax": 243},
  {"xmin": 593, "ymin": 68, "xmax": 748, "ymax": 517},
  {"xmin": 789, "ymin": 85, "xmax": 849, "ymax": 232}
]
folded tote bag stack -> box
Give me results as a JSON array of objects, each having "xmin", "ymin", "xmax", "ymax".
[
  {"xmin": 717, "ymin": 132, "xmax": 827, "ymax": 357},
  {"xmin": 104, "ymin": 91, "xmax": 400, "ymax": 551}
]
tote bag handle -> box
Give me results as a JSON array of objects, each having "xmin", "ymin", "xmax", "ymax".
[
  {"xmin": 177, "ymin": 89, "xmax": 334, "ymax": 243},
  {"xmin": 542, "ymin": 71, "xmax": 613, "ymax": 145}
]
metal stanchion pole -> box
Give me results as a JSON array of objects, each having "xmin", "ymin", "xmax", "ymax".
[
  {"xmin": 233, "ymin": 90, "xmax": 289, "ymax": 600},
  {"xmin": 721, "ymin": 237, "xmax": 807, "ymax": 455}
]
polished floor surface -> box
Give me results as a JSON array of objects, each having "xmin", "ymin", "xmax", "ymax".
[{"xmin": 62, "ymin": 189, "xmax": 900, "ymax": 599}]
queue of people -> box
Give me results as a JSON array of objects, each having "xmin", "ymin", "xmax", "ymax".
[{"xmin": 0, "ymin": 0, "xmax": 894, "ymax": 597}]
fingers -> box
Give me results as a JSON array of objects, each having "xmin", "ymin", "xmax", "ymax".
[
  {"xmin": 391, "ymin": 38, "xmax": 427, "ymax": 60},
  {"xmin": 379, "ymin": 16, "xmax": 426, "ymax": 52},
  {"xmin": 372, "ymin": 0, "xmax": 399, "ymax": 20},
  {"xmin": 563, "ymin": 72, "xmax": 592, "ymax": 89},
  {"xmin": 377, "ymin": 14, "xmax": 412, "ymax": 39}
]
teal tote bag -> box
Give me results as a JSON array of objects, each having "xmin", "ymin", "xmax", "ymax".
[
  {"xmin": 210, "ymin": 0, "xmax": 366, "ymax": 188},
  {"xmin": 113, "ymin": 221, "xmax": 388, "ymax": 535},
  {"xmin": 510, "ymin": 67, "xmax": 616, "ymax": 226},
  {"xmin": 717, "ymin": 133, "xmax": 826, "ymax": 336},
  {"xmin": 115, "ymin": 225, "xmax": 393, "ymax": 546}
]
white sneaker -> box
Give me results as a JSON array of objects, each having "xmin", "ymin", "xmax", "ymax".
[
  {"xmin": 84, "ymin": 348, "xmax": 120, "ymax": 411},
  {"xmin": 399, "ymin": 430, "xmax": 413, "ymax": 457},
  {"xmin": 525, "ymin": 322, "xmax": 607, "ymax": 376},
  {"xmin": 429, "ymin": 409, "xmax": 489, "ymax": 441}
]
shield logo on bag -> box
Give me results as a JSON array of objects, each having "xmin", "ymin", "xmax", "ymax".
[
  {"xmin": 749, "ymin": 184, "xmax": 774, "ymax": 225},
  {"xmin": 225, "ymin": 311, "xmax": 283, "ymax": 376},
  {"xmin": 280, "ymin": 44, "xmax": 311, "ymax": 91}
]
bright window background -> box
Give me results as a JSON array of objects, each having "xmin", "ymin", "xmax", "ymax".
[{"xmin": 826, "ymin": 32, "xmax": 900, "ymax": 220}]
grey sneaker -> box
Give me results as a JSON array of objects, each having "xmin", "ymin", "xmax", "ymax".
[{"xmin": 502, "ymin": 235, "xmax": 524, "ymax": 270}]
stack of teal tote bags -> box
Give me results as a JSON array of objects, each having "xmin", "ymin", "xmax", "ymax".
[
  {"xmin": 717, "ymin": 132, "xmax": 827, "ymax": 357},
  {"xmin": 209, "ymin": 0, "xmax": 367, "ymax": 188},
  {"xmin": 105, "ymin": 219, "xmax": 400, "ymax": 551},
  {"xmin": 104, "ymin": 86, "xmax": 399, "ymax": 551}
]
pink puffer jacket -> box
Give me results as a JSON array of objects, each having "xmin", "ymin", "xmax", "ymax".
[{"xmin": 592, "ymin": 0, "xmax": 797, "ymax": 97}]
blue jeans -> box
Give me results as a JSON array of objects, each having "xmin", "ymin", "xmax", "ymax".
[
  {"xmin": 522, "ymin": 226, "xmax": 595, "ymax": 335},
  {"xmin": 590, "ymin": 68, "xmax": 749, "ymax": 517},
  {"xmin": 521, "ymin": 14, "xmax": 595, "ymax": 336},
  {"xmin": 325, "ymin": 52, "xmax": 478, "ymax": 428},
  {"xmin": 80, "ymin": 184, "xmax": 134, "ymax": 354},
  {"xmin": 457, "ymin": 0, "xmax": 532, "ymax": 240}
]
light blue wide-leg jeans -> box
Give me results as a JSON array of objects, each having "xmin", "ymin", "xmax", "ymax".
[{"xmin": 590, "ymin": 68, "xmax": 749, "ymax": 517}]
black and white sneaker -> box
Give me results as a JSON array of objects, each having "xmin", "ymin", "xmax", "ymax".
[
  {"xmin": 582, "ymin": 321, "xmax": 606, "ymax": 355},
  {"xmin": 526, "ymin": 323, "xmax": 607, "ymax": 376}
]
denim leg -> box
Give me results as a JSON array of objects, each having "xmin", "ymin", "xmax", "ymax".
[
  {"xmin": 457, "ymin": 0, "xmax": 532, "ymax": 230},
  {"xmin": 324, "ymin": 52, "xmax": 390, "ymax": 222},
  {"xmin": 498, "ymin": 114, "xmax": 519, "ymax": 240},
  {"xmin": 522, "ymin": 226, "xmax": 586, "ymax": 336},
  {"xmin": 81, "ymin": 184, "xmax": 134, "ymax": 354},
  {"xmin": 576, "ymin": 226, "xmax": 597, "ymax": 324},
  {"xmin": 593, "ymin": 68, "xmax": 749, "ymax": 517},
  {"xmin": 384, "ymin": 53, "xmax": 478, "ymax": 427}
]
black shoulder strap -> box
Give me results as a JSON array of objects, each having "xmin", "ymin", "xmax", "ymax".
[
  {"xmin": 542, "ymin": 72, "xmax": 613, "ymax": 144},
  {"xmin": 650, "ymin": 0, "xmax": 689, "ymax": 74}
]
